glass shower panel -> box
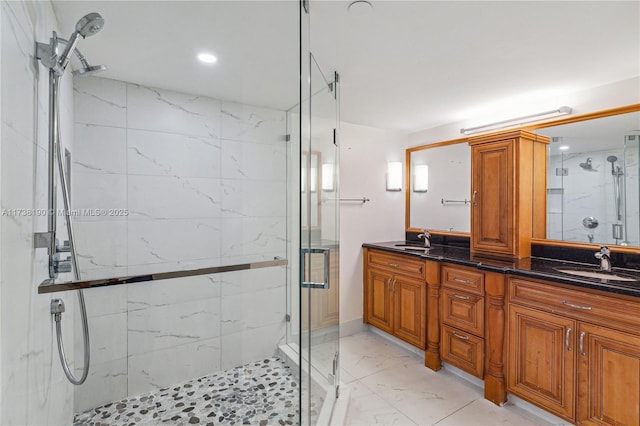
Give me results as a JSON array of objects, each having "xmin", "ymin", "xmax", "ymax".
[
  {"xmin": 300, "ymin": 54, "xmax": 340, "ymax": 425},
  {"xmin": 20, "ymin": 1, "xmax": 305, "ymax": 424}
]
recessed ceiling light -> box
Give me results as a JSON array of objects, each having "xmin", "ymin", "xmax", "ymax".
[
  {"xmin": 197, "ymin": 53, "xmax": 217, "ymax": 64},
  {"xmin": 559, "ymin": 145, "xmax": 570, "ymax": 151}
]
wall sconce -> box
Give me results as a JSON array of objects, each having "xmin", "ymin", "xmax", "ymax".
[
  {"xmin": 386, "ymin": 161, "xmax": 402, "ymax": 191},
  {"xmin": 413, "ymin": 164, "xmax": 428, "ymax": 192},
  {"xmin": 322, "ymin": 163, "xmax": 335, "ymax": 192},
  {"xmin": 460, "ymin": 106, "xmax": 572, "ymax": 135}
]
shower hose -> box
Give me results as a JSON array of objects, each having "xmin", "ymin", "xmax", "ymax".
[{"xmin": 51, "ymin": 86, "xmax": 90, "ymax": 385}]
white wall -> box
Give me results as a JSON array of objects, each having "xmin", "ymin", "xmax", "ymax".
[
  {"xmin": 408, "ymin": 77, "xmax": 640, "ymax": 147},
  {"xmin": 71, "ymin": 76, "xmax": 289, "ymax": 411},
  {"xmin": 339, "ymin": 122, "xmax": 408, "ymax": 328},
  {"xmin": 1, "ymin": 1, "xmax": 76, "ymax": 424}
]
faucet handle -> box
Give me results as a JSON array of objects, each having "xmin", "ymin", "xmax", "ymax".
[{"xmin": 600, "ymin": 245, "xmax": 610, "ymax": 256}]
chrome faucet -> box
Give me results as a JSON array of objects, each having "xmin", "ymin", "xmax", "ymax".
[
  {"xmin": 417, "ymin": 230, "xmax": 431, "ymax": 248},
  {"xmin": 595, "ymin": 246, "xmax": 611, "ymax": 272}
]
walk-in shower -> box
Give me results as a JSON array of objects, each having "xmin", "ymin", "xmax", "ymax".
[
  {"xmin": 20, "ymin": 1, "xmax": 339, "ymax": 424},
  {"xmin": 35, "ymin": 12, "xmax": 107, "ymax": 386}
]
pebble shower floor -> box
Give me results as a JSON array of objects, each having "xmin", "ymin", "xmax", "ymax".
[{"xmin": 74, "ymin": 357, "xmax": 300, "ymax": 425}]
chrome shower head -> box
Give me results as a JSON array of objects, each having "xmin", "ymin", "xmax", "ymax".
[
  {"xmin": 607, "ymin": 155, "xmax": 618, "ymax": 163},
  {"xmin": 75, "ymin": 13, "xmax": 104, "ymax": 38},
  {"xmin": 607, "ymin": 155, "xmax": 621, "ymax": 175},
  {"xmin": 579, "ymin": 157, "xmax": 596, "ymax": 171},
  {"xmin": 72, "ymin": 64, "xmax": 107, "ymax": 76}
]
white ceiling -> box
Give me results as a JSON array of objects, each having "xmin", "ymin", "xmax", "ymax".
[{"xmin": 52, "ymin": 1, "xmax": 639, "ymax": 133}]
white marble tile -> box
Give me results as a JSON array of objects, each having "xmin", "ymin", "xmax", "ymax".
[
  {"xmin": 339, "ymin": 332, "xmax": 424, "ymax": 381},
  {"xmin": 72, "ymin": 172, "xmax": 128, "ymax": 221},
  {"xmin": 127, "ymin": 129, "xmax": 221, "ymax": 178},
  {"xmin": 221, "ymin": 139, "xmax": 287, "ymax": 180},
  {"xmin": 219, "ymin": 266, "xmax": 286, "ymax": 297},
  {"xmin": 80, "ymin": 285, "xmax": 128, "ymax": 318},
  {"xmin": 74, "ymin": 312, "xmax": 127, "ymax": 366},
  {"xmin": 220, "ymin": 285, "xmax": 286, "ymax": 336},
  {"xmin": 220, "ymin": 322, "xmax": 285, "ymax": 370},
  {"xmin": 127, "ymin": 83, "xmax": 220, "ymax": 138},
  {"xmin": 127, "ymin": 297, "xmax": 221, "ymax": 356},
  {"xmin": 127, "ymin": 175, "xmax": 221, "ymax": 219},
  {"xmin": 73, "ymin": 124, "xmax": 127, "ymax": 174},
  {"xmin": 221, "ymin": 178, "xmax": 286, "ymax": 218},
  {"xmin": 359, "ymin": 363, "xmax": 481, "ymax": 425},
  {"xmin": 73, "ymin": 220, "xmax": 127, "ymax": 275},
  {"xmin": 220, "ymin": 101, "xmax": 286, "ymax": 144},
  {"xmin": 220, "ymin": 216, "xmax": 287, "ymax": 259},
  {"xmin": 128, "ymin": 274, "xmax": 220, "ymax": 311},
  {"xmin": 127, "ymin": 337, "xmax": 221, "ymax": 396},
  {"xmin": 74, "ymin": 76, "xmax": 127, "ymax": 127},
  {"xmin": 73, "ymin": 358, "xmax": 128, "ymax": 413},
  {"xmin": 127, "ymin": 219, "xmax": 221, "ymax": 266},
  {"xmin": 1, "ymin": 1, "xmax": 36, "ymax": 142},
  {"xmin": 344, "ymin": 380, "xmax": 418, "ymax": 426},
  {"xmin": 436, "ymin": 398, "xmax": 553, "ymax": 426}
]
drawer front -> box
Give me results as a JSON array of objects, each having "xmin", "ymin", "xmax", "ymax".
[
  {"xmin": 442, "ymin": 288, "xmax": 485, "ymax": 337},
  {"xmin": 509, "ymin": 277, "xmax": 640, "ymax": 334},
  {"xmin": 367, "ymin": 250, "xmax": 424, "ymax": 279},
  {"xmin": 441, "ymin": 325, "xmax": 484, "ymax": 378},
  {"xmin": 442, "ymin": 264, "xmax": 484, "ymax": 295}
]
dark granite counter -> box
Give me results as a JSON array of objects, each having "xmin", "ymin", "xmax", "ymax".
[{"xmin": 363, "ymin": 241, "xmax": 640, "ymax": 298}]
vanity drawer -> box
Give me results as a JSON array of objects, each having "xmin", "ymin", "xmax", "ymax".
[
  {"xmin": 509, "ymin": 277, "xmax": 640, "ymax": 333},
  {"xmin": 442, "ymin": 264, "xmax": 484, "ymax": 295},
  {"xmin": 441, "ymin": 324, "xmax": 484, "ymax": 378},
  {"xmin": 367, "ymin": 250, "xmax": 424, "ymax": 279},
  {"xmin": 442, "ymin": 288, "xmax": 485, "ymax": 337}
]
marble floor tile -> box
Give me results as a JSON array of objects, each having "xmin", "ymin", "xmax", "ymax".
[
  {"xmin": 434, "ymin": 398, "xmax": 553, "ymax": 426},
  {"xmin": 342, "ymin": 331, "xmax": 554, "ymax": 426}
]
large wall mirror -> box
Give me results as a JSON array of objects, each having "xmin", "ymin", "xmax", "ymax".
[
  {"xmin": 407, "ymin": 140, "xmax": 471, "ymax": 233},
  {"xmin": 533, "ymin": 105, "xmax": 640, "ymax": 248}
]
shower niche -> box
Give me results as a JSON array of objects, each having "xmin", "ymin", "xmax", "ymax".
[{"xmin": 537, "ymin": 110, "xmax": 640, "ymax": 246}]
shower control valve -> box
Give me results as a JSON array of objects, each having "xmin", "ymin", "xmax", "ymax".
[{"xmin": 52, "ymin": 253, "xmax": 72, "ymax": 274}]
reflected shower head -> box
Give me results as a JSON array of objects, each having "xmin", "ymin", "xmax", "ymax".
[
  {"xmin": 579, "ymin": 157, "xmax": 596, "ymax": 171},
  {"xmin": 75, "ymin": 13, "xmax": 104, "ymax": 38},
  {"xmin": 72, "ymin": 64, "xmax": 107, "ymax": 76}
]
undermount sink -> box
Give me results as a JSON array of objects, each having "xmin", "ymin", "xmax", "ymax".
[{"xmin": 554, "ymin": 267, "xmax": 639, "ymax": 282}]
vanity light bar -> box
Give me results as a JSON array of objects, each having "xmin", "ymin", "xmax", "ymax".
[{"xmin": 460, "ymin": 106, "xmax": 572, "ymax": 135}]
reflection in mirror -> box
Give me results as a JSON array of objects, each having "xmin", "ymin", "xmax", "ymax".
[
  {"xmin": 536, "ymin": 111, "xmax": 640, "ymax": 246},
  {"xmin": 409, "ymin": 142, "xmax": 471, "ymax": 232},
  {"xmin": 301, "ymin": 151, "xmax": 321, "ymax": 229}
]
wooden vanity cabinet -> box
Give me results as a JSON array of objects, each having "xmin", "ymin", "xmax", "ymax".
[
  {"xmin": 508, "ymin": 277, "xmax": 640, "ymax": 425},
  {"xmin": 469, "ymin": 131, "xmax": 549, "ymax": 258},
  {"xmin": 440, "ymin": 264, "xmax": 485, "ymax": 378},
  {"xmin": 364, "ymin": 248, "xmax": 426, "ymax": 348}
]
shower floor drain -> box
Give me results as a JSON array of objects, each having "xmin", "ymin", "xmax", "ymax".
[{"xmin": 74, "ymin": 357, "xmax": 300, "ymax": 425}]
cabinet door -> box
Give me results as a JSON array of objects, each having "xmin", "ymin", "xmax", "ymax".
[
  {"xmin": 578, "ymin": 323, "xmax": 640, "ymax": 426},
  {"xmin": 392, "ymin": 276, "xmax": 426, "ymax": 348},
  {"xmin": 365, "ymin": 268, "xmax": 393, "ymax": 333},
  {"xmin": 472, "ymin": 140, "xmax": 514, "ymax": 255},
  {"xmin": 508, "ymin": 305, "xmax": 576, "ymax": 421}
]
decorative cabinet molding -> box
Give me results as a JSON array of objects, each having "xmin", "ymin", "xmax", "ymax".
[{"xmin": 469, "ymin": 130, "xmax": 550, "ymax": 258}]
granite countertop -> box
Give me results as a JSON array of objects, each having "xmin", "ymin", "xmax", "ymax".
[{"xmin": 363, "ymin": 241, "xmax": 640, "ymax": 298}]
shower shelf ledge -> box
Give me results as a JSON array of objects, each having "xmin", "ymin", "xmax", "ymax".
[{"xmin": 37, "ymin": 258, "xmax": 288, "ymax": 294}]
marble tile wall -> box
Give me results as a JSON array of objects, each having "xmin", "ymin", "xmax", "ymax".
[
  {"xmin": 72, "ymin": 76, "xmax": 288, "ymax": 411},
  {"xmin": 1, "ymin": 1, "xmax": 76, "ymax": 424},
  {"xmin": 547, "ymin": 147, "xmax": 639, "ymax": 245}
]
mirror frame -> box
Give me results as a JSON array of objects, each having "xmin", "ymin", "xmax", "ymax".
[{"xmin": 405, "ymin": 103, "xmax": 640, "ymax": 253}]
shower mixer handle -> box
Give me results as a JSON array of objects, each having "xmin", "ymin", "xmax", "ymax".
[{"xmin": 53, "ymin": 254, "xmax": 72, "ymax": 274}]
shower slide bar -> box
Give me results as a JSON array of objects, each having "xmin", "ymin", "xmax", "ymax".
[{"xmin": 38, "ymin": 258, "xmax": 288, "ymax": 294}]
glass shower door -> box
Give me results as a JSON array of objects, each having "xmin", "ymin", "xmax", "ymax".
[{"xmin": 300, "ymin": 54, "xmax": 340, "ymax": 424}]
